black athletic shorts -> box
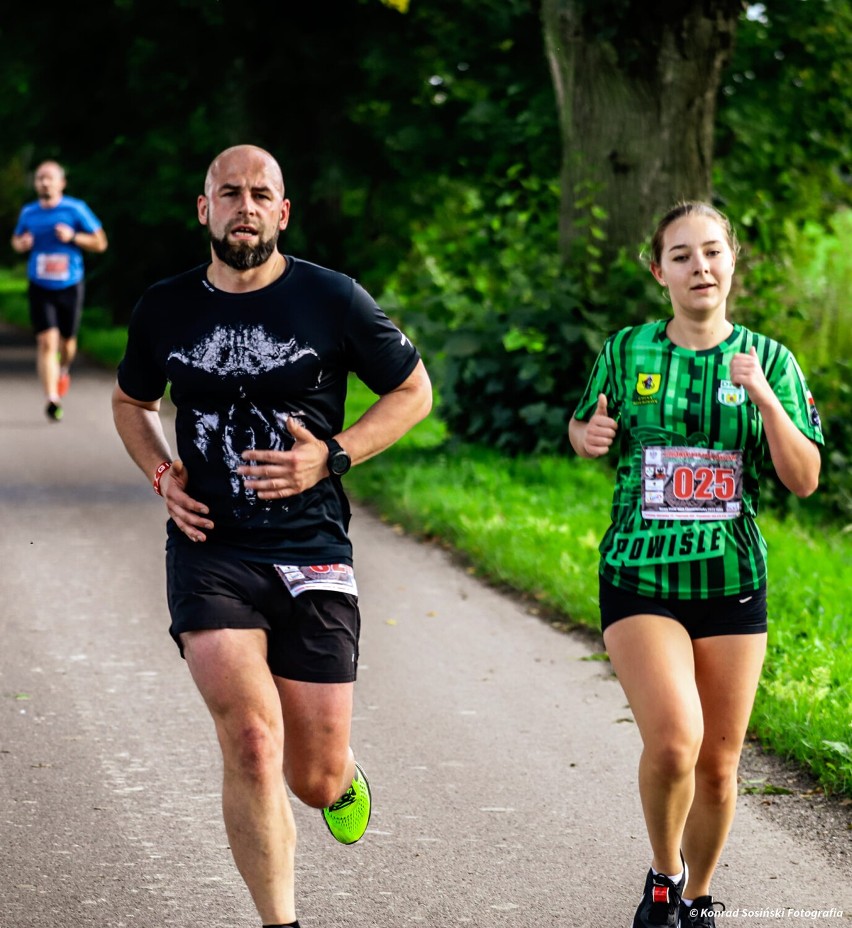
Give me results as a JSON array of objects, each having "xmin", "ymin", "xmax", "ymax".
[
  {"xmin": 28, "ymin": 281, "xmax": 85, "ymax": 338},
  {"xmin": 599, "ymin": 575, "xmax": 768, "ymax": 639},
  {"xmin": 166, "ymin": 543, "xmax": 360, "ymax": 683}
]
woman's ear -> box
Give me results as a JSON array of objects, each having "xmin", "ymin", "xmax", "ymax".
[{"xmin": 650, "ymin": 262, "xmax": 666, "ymax": 287}]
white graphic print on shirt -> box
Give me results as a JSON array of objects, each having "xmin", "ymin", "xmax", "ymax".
[
  {"xmin": 168, "ymin": 323, "xmax": 318, "ymax": 375},
  {"xmin": 169, "ymin": 324, "xmax": 318, "ymax": 522}
]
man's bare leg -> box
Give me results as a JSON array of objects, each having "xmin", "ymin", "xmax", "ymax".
[
  {"xmin": 35, "ymin": 327, "xmax": 61, "ymax": 402},
  {"xmin": 182, "ymin": 628, "xmax": 297, "ymax": 925}
]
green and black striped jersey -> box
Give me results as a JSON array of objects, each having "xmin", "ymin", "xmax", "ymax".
[{"xmin": 574, "ymin": 321, "xmax": 824, "ymax": 598}]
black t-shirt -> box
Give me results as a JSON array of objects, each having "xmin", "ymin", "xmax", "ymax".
[{"xmin": 118, "ymin": 257, "xmax": 421, "ymax": 564}]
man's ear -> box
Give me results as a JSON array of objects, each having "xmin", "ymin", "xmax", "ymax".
[{"xmin": 197, "ymin": 195, "xmax": 209, "ymax": 226}]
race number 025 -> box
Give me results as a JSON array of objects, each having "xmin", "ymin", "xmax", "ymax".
[{"xmin": 672, "ymin": 466, "xmax": 736, "ymax": 502}]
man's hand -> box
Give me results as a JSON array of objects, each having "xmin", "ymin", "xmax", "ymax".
[
  {"xmin": 582, "ymin": 393, "xmax": 619, "ymax": 458},
  {"xmin": 11, "ymin": 232, "xmax": 34, "ymax": 253},
  {"xmin": 237, "ymin": 418, "xmax": 330, "ymax": 499},
  {"xmin": 161, "ymin": 460, "xmax": 214, "ymax": 543},
  {"xmin": 54, "ymin": 222, "xmax": 76, "ymax": 243},
  {"xmin": 729, "ymin": 346, "xmax": 773, "ymax": 409}
]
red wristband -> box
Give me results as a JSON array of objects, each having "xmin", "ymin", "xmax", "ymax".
[{"xmin": 153, "ymin": 461, "xmax": 172, "ymax": 496}]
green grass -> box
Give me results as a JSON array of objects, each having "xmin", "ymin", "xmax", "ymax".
[
  {"xmin": 2, "ymin": 266, "xmax": 849, "ymax": 795},
  {"xmin": 348, "ymin": 440, "xmax": 609, "ymax": 622},
  {"xmin": 751, "ymin": 520, "xmax": 852, "ymax": 793},
  {"xmin": 0, "ymin": 269, "xmax": 29, "ymax": 326}
]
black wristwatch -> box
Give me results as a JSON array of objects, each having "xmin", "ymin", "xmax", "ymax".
[{"xmin": 324, "ymin": 437, "xmax": 352, "ymax": 477}]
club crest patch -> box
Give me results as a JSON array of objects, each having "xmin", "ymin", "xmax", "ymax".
[
  {"xmin": 806, "ymin": 390, "xmax": 822, "ymax": 430},
  {"xmin": 717, "ymin": 380, "xmax": 746, "ymax": 407},
  {"xmin": 635, "ymin": 373, "xmax": 661, "ymax": 396}
]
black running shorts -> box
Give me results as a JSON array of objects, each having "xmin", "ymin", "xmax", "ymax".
[
  {"xmin": 166, "ymin": 544, "xmax": 360, "ymax": 683},
  {"xmin": 28, "ymin": 281, "xmax": 85, "ymax": 338},
  {"xmin": 599, "ymin": 575, "xmax": 767, "ymax": 639}
]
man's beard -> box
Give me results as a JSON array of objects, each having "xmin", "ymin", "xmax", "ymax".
[{"xmin": 210, "ymin": 228, "xmax": 279, "ymax": 270}]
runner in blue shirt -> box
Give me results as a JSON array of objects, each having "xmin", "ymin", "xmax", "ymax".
[{"xmin": 11, "ymin": 160, "xmax": 108, "ymax": 421}]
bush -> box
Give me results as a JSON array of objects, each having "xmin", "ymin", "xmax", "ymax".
[
  {"xmin": 382, "ymin": 170, "xmax": 659, "ymax": 454},
  {"xmin": 733, "ymin": 211, "xmax": 852, "ymax": 522}
]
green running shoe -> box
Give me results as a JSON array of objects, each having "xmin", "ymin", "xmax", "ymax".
[{"xmin": 322, "ymin": 763, "xmax": 371, "ymax": 845}]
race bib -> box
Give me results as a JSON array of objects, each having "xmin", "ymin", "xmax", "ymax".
[
  {"xmin": 35, "ymin": 252, "xmax": 71, "ymax": 282},
  {"xmin": 641, "ymin": 446, "xmax": 743, "ymax": 521},
  {"xmin": 274, "ymin": 563, "xmax": 358, "ymax": 598}
]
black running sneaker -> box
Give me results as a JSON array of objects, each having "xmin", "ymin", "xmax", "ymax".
[
  {"xmin": 681, "ymin": 896, "xmax": 725, "ymax": 928},
  {"xmin": 45, "ymin": 401, "xmax": 63, "ymax": 422},
  {"xmin": 632, "ymin": 864, "xmax": 687, "ymax": 928}
]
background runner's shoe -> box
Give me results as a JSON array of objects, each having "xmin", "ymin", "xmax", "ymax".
[
  {"xmin": 57, "ymin": 372, "xmax": 71, "ymax": 398},
  {"xmin": 322, "ymin": 763, "xmax": 371, "ymax": 845},
  {"xmin": 45, "ymin": 401, "xmax": 63, "ymax": 422}
]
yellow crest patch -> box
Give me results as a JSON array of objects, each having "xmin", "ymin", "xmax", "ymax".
[{"xmin": 636, "ymin": 373, "xmax": 661, "ymax": 396}]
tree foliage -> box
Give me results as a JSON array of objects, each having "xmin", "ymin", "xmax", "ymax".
[
  {"xmin": 382, "ymin": 169, "xmax": 660, "ymax": 454},
  {"xmin": 3, "ymin": 0, "xmax": 846, "ymax": 295},
  {"xmin": 0, "ymin": 0, "xmax": 554, "ymax": 317},
  {"xmin": 715, "ymin": 0, "xmax": 852, "ymax": 243}
]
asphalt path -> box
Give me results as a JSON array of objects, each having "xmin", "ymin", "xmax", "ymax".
[{"xmin": 0, "ymin": 322, "xmax": 849, "ymax": 928}]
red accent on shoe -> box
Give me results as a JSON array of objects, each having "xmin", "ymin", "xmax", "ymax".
[{"xmin": 652, "ymin": 885, "xmax": 670, "ymax": 904}]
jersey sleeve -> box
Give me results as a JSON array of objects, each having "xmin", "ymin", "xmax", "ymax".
[
  {"xmin": 765, "ymin": 343, "xmax": 825, "ymax": 446},
  {"xmin": 116, "ymin": 295, "xmax": 168, "ymax": 402},
  {"xmin": 13, "ymin": 206, "xmax": 28, "ymax": 236},
  {"xmin": 71, "ymin": 199, "xmax": 102, "ymax": 234},
  {"xmin": 344, "ymin": 282, "xmax": 421, "ymax": 395},
  {"xmin": 573, "ymin": 340, "xmax": 614, "ymax": 421}
]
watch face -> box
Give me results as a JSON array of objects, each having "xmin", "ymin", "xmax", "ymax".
[{"xmin": 329, "ymin": 450, "xmax": 351, "ymax": 476}]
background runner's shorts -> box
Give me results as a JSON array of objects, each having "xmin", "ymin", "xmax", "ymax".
[
  {"xmin": 166, "ymin": 544, "xmax": 360, "ymax": 683},
  {"xmin": 599, "ymin": 575, "xmax": 768, "ymax": 639},
  {"xmin": 28, "ymin": 281, "xmax": 85, "ymax": 338}
]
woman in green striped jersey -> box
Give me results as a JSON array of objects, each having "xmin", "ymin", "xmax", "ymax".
[{"xmin": 569, "ymin": 202, "xmax": 823, "ymax": 928}]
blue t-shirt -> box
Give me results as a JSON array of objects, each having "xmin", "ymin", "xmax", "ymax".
[{"xmin": 14, "ymin": 196, "xmax": 103, "ymax": 290}]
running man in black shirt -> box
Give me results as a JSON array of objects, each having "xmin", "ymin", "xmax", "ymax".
[{"xmin": 112, "ymin": 145, "xmax": 432, "ymax": 928}]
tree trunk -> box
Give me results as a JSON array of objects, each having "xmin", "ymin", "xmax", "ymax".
[{"xmin": 541, "ymin": 0, "xmax": 740, "ymax": 259}]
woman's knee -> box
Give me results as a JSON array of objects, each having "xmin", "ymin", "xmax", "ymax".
[
  {"xmin": 644, "ymin": 731, "xmax": 703, "ymax": 780},
  {"xmin": 694, "ymin": 750, "xmax": 741, "ymax": 804}
]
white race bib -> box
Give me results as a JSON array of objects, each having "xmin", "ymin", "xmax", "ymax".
[
  {"xmin": 641, "ymin": 446, "xmax": 743, "ymax": 521},
  {"xmin": 35, "ymin": 252, "xmax": 71, "ymax": 282},
  {"xmin": 274, "ymin": 564, "xmax": 358, "ymax": 597}
]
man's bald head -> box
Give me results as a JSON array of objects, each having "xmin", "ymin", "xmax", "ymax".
[
  {"xmin": 203, "ymin": 145, "xmax": 285, "ymax": 199},
  {"xmin": 36, "ymin": 160, "xmax": 66, "ymax": 180},
  {"xmin": 34, "ymin": 160, "xmax": 67, "ymax": 203}
]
